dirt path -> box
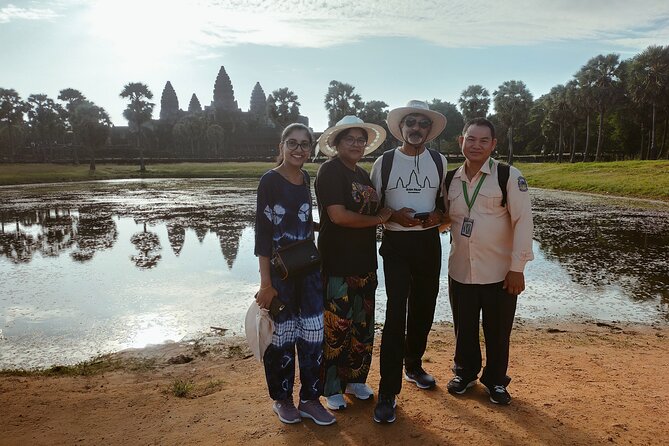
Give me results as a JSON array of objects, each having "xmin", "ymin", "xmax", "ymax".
[{"xmin": 1, "ymin": 320, "xmax": 667, "ymax": 446}]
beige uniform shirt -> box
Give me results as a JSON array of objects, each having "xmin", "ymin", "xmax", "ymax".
[{"xmin": 445, "ymin": 158, "xmax": 534, "ymax": 284}]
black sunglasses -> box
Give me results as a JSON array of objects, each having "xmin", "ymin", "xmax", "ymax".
[{"xmin": 403, "ymin": 117, "xmax": 432, "ymax": 129}]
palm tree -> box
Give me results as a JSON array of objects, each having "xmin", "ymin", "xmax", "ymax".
[
  {"xmin": 266, "ymin": 88, "xmax": 300, "ymax": 129},
  {"xmin": 58, "ymin": 88, "xmax": 87, "ymax": 164},
  {"xmin": 576, "ymin": 54, "xmax": 622, "ymax": 161},
  {"xmin": 120, "ymin": 82, "xmax": 154, "ymax": 171},
  {"xmin": 459, "ymin": 85, "xmax": 491, "ymax": 121},
  {"xmin": 625, "ymin": 45, "xmax": 669, "ymax": 159},
  {"xmin": 324, "ymin": 80, "xmax": 363, "ymax": 126},
  {"xmin": 429, "ymin": 99, "xmax": 464, "ymax": 153},
  {"xmin": 493, "ymin": 80, "xmax": 533, "ymax": 165}
]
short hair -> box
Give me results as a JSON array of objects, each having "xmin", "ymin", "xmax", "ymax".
[
  {"xmin": 333, "ymin": 127, "xmax": 368, "ymax": 146},
  {"xmin": 462, "ymin": 117, "xmax": 495, "ymax": 139},
  {"xmin": 281, "ymin": 123, "xmax": 314, "ymax": 144}
]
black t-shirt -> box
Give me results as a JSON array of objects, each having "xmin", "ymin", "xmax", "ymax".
[{"xmin": 315, "ymin": 157, "xmax": 380, "ymax": 276}]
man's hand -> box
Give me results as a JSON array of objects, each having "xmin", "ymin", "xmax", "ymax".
[
  {"xmin": 421, "ymin": 209, "xmax": 445, "ymax": 228},
  {"xmin": 503, "ymin": 271, "xmax": 525, "ymax": 295},
  {"xmin": 390, "ymin": 207, "xmax": 421, "ymax": 228}
]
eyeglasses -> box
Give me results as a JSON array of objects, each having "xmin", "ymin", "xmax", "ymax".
[
  {"xmin": 342, "ymin": 135, "xmax": 368, "ymax": 147},
  {"xmin": 403, "ymin": 117, "xmax": 432, "ymax": 129},
  {"xmin": 284, "ymin": 139, "xmax": 312, "ymax": 152}
]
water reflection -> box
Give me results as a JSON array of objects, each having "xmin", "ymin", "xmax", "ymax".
[
  {"xmin": 0, "ymin": 179, "xmax": 667, "ymax": 369},
  {"xmin": 532, "ymin": 190, "xmax": 669, "ymax": 303}
]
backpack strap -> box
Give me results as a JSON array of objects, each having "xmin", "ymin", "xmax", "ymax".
[
  {"xmin": 496, "ymin": 162, "xmax": 510, "ymax": 207},
  {"xmin": 379, "ymin": 149, "xmax": 395, "ymax": 208},
  {"xmin": 427, "ymin": 149, "xmax": 445, "ymax": 211},
  {"xmin": 443, "ymin": 168, "xmax": 457, "ymax": 199}
]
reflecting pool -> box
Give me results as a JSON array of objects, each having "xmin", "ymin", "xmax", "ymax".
[{"xmin": 1, "ymin": 179, "xmax": 667, "ymax": 369}]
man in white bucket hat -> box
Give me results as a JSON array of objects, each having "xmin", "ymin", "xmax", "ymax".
[{"xmin": 369, "ymin": 100, "xmax": 448, "ymax": 424}]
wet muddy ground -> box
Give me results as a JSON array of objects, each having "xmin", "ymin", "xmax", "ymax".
[{"xmin": 1, "ymin": 179, "xmax": 667, "ymax": 369}]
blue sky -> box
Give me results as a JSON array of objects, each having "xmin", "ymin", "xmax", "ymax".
[{"xmin": 2, "ymin": 0, "xmax": 669, "ymax": 132}]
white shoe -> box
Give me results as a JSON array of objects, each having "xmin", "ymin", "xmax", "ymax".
[
  {"xmin": 345, "ymin": 383, "xmax": 374, "ymax": 400},
  {"xmin": 325, "ymin": 394, "xmax": 347, "ymax": 410}
]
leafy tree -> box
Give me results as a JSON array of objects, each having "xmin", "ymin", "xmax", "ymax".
[
  {"xmin": 266, "ymin": 88, "xmax": 300, "ymax": 129},
  {"xmin": 543, "ymin": 85, "xmax": 569, "ymax": 163},
  {"xmin": 358, "ymin": 100, "xmax": 388, "ymax": 126},
  {"xmin": 576, "ymin": 54, "xmax": 622, "ymax": 161},
  {"xmin": 26, "ymin": 94, "xmax": 65, "ymax": 162},
  {"xmin": 71, "ymin": 101, "xmax": 111, "ymax": 171},
  {"xmin": 120, "ymin": 82, "xmax": 154, "ymax": 171},
  {"xmin": 459, "ymin": 85, "xmax": 490, "ymax": 121},
  {"xmin": 324, "ymin": 80, "xmax": 363, "ymax": 126},
  {"xmin": 428, "ymin": 99, "xmax": 464, "ymax": 153},
  {"xmin": 625, "ymin": 45, "xmax": 669, "ymax": 159},
  {"xmin": 173, "ymin": 114, "xmax": 208, "ymax": 157},
  {"xmin": 493, "ymin": 80, "xmax": 533, "ymax": 164},
  {"xmin": 58, "ymin": 88, "xmax": 87, "ymax": 164},
  {"xmin": 188, "ymin": 93, "xmax": 202, "ymax": 113},
  {"xmin": 0, "ymin": 88, "xmax": 28, "ymax": 162}
]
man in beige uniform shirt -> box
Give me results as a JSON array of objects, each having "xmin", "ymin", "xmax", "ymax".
[{"xmin": 444, "ymin": 117, "xmax": 534, "ymax": 405}]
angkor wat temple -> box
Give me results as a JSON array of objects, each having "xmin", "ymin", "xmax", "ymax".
[{"xmin": 148, "ymin": 65, "xmax": 309, "ymax": 160}]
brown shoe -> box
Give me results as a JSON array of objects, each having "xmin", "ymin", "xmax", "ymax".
[{"xmin": 273, "ymin": 399, "xmax": 301, "ymax": 424}]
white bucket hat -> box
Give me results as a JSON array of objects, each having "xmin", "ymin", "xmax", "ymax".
[
  {"xmin": 244, "ymin": 300, "xmax": 274, "ymax": 362},
  {"xmin": 386, "ymin": 100, "xmax": 447, "ymax": 144},
  {"xmin": 316, "ymin": 115, "xmax": 387, "ymax": 158}
]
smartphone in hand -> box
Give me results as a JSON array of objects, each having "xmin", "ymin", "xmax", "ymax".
[{"xmin": 413, "ymin": 212, "xmax": 430, "ymax": 222}]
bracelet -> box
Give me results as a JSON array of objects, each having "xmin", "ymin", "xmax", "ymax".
[
  {"xmin": 259, "ymin": 284, "xmax": 272, "ymax": 290},
  {"xmin": 378, "ymin": 215, "xmax": 384, "ymax": 224}
]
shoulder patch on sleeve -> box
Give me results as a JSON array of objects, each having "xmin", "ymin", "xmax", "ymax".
[{"xmin": 517, "ymin": 176, "xmax": 528, "ymax": 192}]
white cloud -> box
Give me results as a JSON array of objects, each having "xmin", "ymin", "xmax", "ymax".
[
  {"xmin": 0, "ymin": 3, "xmax": 59, "ymax": 23},
  {"xmin": 65, "ymin": 0, "xmax": 669, "ymax": 55}
]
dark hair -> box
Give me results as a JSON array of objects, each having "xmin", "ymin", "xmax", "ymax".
[
  {"xmin": 332, "ymin": 127, "xmax": 368, "ymax": 147},
  {"xmin": 276, "ymin": 123, "xmax": 314, "ymax": 165},
  {"xmin": 462, "ymin": 117, "xmax": 496, "ymax": 139}
]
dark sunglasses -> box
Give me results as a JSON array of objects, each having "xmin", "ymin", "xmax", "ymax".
[{"xmin": 403, "ymin": 117, "xmax": 432, "ymax": 129}]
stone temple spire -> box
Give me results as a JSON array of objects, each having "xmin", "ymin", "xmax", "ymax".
[
  {"xmin": 159, "ymin": 81, "xmax": 179, "ymax": 123},
  {"xmin": 249, "ymin": 82, "xmax": 267, "ymax": 116},
  {"xmin": 212, "ymin": 66, "xmax": 239, "ymax": 111},
  {"xmin": 188, "ymin": 93, "xmax": 202, "ymax": 113}
]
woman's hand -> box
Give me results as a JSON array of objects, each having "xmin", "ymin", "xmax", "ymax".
[
  {"xmin": 256, "ymin": 285, "xmax": 278, "ymax": 310},
  {"xmin": 376, "ymin": 207, "xmax": 393, "ymax": 224}
]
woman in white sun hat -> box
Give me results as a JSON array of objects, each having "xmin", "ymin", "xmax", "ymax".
[{"xmin": 314, "ymin": 115, "xmax": 392, "ymax": 411}]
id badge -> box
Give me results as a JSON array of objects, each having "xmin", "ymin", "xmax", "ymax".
[{"xmin": 461, "ymin": 217, "xmax": 474, "ymax": 237}]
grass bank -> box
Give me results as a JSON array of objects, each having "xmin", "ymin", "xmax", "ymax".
[{"xmin": 1, "ymin": 160, "xmax": 667, "ymax": 201}]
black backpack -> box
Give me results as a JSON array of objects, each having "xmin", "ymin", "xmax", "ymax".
[
  {"xmin": 443, "ymin": 162, "xmax": 511, "ymax": 207},
  {"xmin": 379, "ymin": 148, "xmax": 445, "ymax": 211}
]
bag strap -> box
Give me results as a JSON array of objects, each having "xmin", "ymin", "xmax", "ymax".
[
  {"xmin": 379, "ymin": 149, "xmax": 395, "ymax": 208},
  {"xmin": 497, "ymin": 162, "xmax": 510, "ymax": 207}
]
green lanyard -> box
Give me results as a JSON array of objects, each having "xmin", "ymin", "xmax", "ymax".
[{"xmin": 462, "ymin": 159, "xmax": 493, "ymax": 212}]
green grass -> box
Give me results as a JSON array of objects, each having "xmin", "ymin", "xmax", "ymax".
[
  {"xmin": 170, "ymin": 379, "xmax": 194, "ymax": 398},
  {"xmin": 1, "ymin": 160, "xmax": 667, "ymax": 201},
  {"xmin": 515, "ymin": 160, "xmax": 669, "ymax": 201}
]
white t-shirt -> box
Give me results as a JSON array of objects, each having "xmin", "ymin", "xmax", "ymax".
[{"xmin": 370, "ymin": 147, "xmax": 447, "ymax": 232}]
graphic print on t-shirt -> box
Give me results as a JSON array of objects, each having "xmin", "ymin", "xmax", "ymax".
[
  {"xmin": 387, "ymin": 169, "xmax": 439, "ymax": 194},
  {"xmin": 351, "ymin": 182, "xmax": 379, "ymax": 214}
]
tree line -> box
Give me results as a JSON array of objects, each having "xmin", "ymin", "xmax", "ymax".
[{"xmin": 1, "ymin": 44, "xmax": 668, "ymax": 169}]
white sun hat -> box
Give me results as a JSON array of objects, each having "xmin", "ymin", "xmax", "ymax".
[
  {"xmin": 386, "ymin": 100, "xmax": 447, "ymax": 144},
  {"xmin": 316, "ymin": 115, "xmax": 387, "ymax": 158},
  {"xmin": 244, "ymin": 300, "xmax": 274, "ymax": 362}
]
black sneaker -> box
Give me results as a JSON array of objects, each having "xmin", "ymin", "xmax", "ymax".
[
  {"xmin": 404, "ymin": 366, "xmax": 436, "ymax": 389},
  {"xmin": 485, "ymin": 384, "xmax": 512, "ymax": 405},
  {"xmin": 373, "ymin": 393, "xmax": 397, "ymax": 423},
  {"xmin": 447, "ymin": 376, "xmax": 477, "ymax": 395}
]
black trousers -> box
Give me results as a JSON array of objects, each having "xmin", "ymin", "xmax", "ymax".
[
  {"xmin": 378, "ymin": 228, "xmax": 441, "ymax": 396},
  {"xmin": 448, "ymin": 277, "xmax": 517, "ymax": 387}
]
